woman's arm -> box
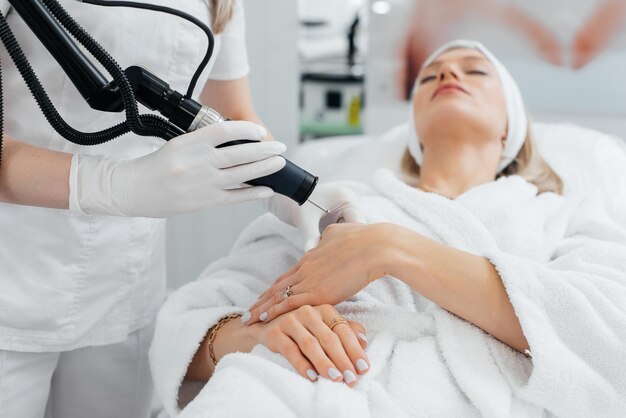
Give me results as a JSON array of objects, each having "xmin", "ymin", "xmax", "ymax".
[
  {"xmin": 0, "ymin": 123, "xmax": 284, "ymax": 216},
  {"xmin": 0, "ymin": 135, "xmax": 72, "ymax": 208},
  {"xmin": 185, "ymin": 315, "xmax": 258, "ymax": 381},
  {"xmin": 385, "ymin": 224, "xmax": 529, "ymax": 352},
  {"xmin": 200, "ymin": 77, "xmax": 273, "ymax": 138},
  {"xmin": 247, "ymin": 222, "xmax": 528, "ymax": 353}
]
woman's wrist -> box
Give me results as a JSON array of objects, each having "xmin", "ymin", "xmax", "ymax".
[
  {"xmin": 368, "ymin": 223, "xmax": 429, "ymax": 283},
  {"xmin": 212, "ymin": 316, "xmax": 259, "ymax": 362},
  {"xmin": 186, "ymin": 314, "xmax": 260, "ymax": 381}
]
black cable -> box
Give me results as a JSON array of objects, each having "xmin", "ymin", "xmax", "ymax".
[
  {"xmin": 41, "ymin": 0, "xmax": 179, "ymax": 138},
  {"xmin": 0, "ymin": 5, "xmax": 181, "ymax": 149},
  {"xmin": 0, "ymin": 0, "xmax": 211, "ymax": 168},
  {"xmin": 0, "ymin": 11, "xmax": 135, "ymax": 146},
  {"xmin": 81, "ymin": 0, "xmax": 215, "ymax": 99}
]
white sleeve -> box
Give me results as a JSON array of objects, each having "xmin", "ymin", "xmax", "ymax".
[
  {"xmin": 149, "ymin": 215, "xmax": 302, "ymax": 417},
  {"xmin": 484, "ymin": 200, "xmax": 626, "ymax": 416},
  {"xmin": 209, "ymin": 0, "xmax": 250, "ymax": 80}
]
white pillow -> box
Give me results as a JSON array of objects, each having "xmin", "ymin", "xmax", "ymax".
[
  {"xmin": 292, "ymin": 125, "xmax": 407, "ymax": 182},
  {"xmin": 293, "ymin": 122, "xmax": 626, "ymax": 223}
]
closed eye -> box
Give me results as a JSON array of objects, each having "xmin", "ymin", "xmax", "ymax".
[
  {"xmin": 420, "ymin": 75, "xmax": 436, "ymax": 84},
  {"xmin": 466, "ymin": 70, "xmax": 488, "ymax": 76}
]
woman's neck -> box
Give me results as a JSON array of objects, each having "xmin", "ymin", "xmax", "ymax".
[{"xmin": 417, "ymin": 142, "xmax": 500, "ymax": 199}]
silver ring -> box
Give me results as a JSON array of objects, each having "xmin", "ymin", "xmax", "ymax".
[{"xmin": 281, "ymin": 285, "xmax": 294, "ymax": 301}]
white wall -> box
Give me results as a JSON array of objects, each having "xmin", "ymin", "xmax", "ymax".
[
  {"xmin": 366, "ymin": 0, "xmax": 626, "ymax": 135},
  {"xmin": 165, "ymin": 0, "xmax": 299, "ymax": 289}
]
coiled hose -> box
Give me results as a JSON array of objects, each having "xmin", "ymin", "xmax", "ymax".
[
  {"xmin": 0, "ymin": 0, "xmax": 215, "ymax": 168},
  {"xmin": 41, "ymin": 0, "xmax": 179, "ymax": 139},
  {"xmin": 0, "ymin": 0, "xmax": 184, "ymax": 167}
]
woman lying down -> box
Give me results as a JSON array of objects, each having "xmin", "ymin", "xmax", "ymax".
[{"xmin": 150, "ymin": 40, "xmax": 626, "ymax": 418}]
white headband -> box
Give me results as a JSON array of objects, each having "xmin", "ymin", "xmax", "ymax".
[{"xmin": 407, "ymin": 40, "xmax": 527, "ymax": 172}]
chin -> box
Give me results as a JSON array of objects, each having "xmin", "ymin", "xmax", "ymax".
[
  {"xmin": 417, "ymin": 104, "xmax": 501, "ymax": 138},
  {"xmin": 421, "ymin": 102, "xmax": 480, "ymax": 125}
]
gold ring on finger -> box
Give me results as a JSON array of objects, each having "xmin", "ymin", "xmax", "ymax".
[{"xmin": 327, "ymin": 316, "xmax": 349, "ymax": 331}]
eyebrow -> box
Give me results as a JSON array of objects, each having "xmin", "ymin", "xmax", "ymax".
[{"xmin": 423, "ymin": 55, "xmax": 488, "ymax": 71}]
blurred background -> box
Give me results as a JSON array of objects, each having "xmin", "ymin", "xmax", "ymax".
[{"xmin": 166, "ymin": 0, "xmax": 626, "ymax": 289}]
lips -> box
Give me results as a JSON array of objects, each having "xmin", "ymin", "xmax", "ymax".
[{"xmin": 432, "ymin": 83, "xmax": 468, "ymax": 99}]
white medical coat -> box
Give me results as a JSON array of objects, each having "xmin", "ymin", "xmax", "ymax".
[{"xmin": 0, "ymin": 0, "xmax": 249, "ymax": 352}]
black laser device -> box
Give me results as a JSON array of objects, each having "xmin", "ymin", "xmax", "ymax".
[
  {"xmin": 0, "ymin": 0, "xmax": 325, "ymax": 208},
  {"xmin": 216, "ymin": 140, "xmax": 319, "ymax": 206}
]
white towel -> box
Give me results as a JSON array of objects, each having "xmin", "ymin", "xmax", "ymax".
[{"xmin": 150, "ymin": 170, "xmax": 626, "ymax": 418}]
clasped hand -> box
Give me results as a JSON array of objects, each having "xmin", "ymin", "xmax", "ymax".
[{"xmin": 247, "ymin": 304, "xmax": 370, "ymax": 386}]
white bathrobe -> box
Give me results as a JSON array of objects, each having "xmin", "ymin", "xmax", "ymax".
[{"xmin": 150, "ymin": 170, "xmax": 626, "ymax": 418}]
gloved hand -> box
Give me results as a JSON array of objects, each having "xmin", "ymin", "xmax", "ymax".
[
  {"xmin": 69, "ymin": 121, "xmax": 286, "ymax": 218},
  {"xmin": 266, "ymin": 183, "xmax": 366, "ymax": 251}
]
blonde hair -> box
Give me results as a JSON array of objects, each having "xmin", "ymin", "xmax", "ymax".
[
  {"xmin": 401, "ymin": 118, "xmax": 564, "ymax": 195},
  {"xmin": 208, "ymin": 0, "xmax": 237, "ymax": 34}
]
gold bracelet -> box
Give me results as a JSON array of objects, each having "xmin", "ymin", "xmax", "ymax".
[{"xmin": 207, "ymin": 313, "xmax": 243, "ymax": 366}]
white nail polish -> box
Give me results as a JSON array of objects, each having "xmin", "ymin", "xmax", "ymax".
[
  {"xmin": 357, "ymin": 332, "xmax": 368, "ymax": 343},
  {"xmin": 240, "ymin": 312, "xmax": 251, "ymax": 323},
  {"xmin": 260, "ymin": 312, "xmax": 268, "ymax": 321},
  {"xmin": 306, "ymin": 369, "xmax": 318, "ymax": 381},
  {"xmin": 328, "ymin": 367, "xmax": 342, "ymax": 380},
  {"xmin": 356, "ymin": 359, "xmax": 369, "ymax": 372},
  {"xmin": 343, "ymin": 370, "xmax": 357, "ymax": 384}
]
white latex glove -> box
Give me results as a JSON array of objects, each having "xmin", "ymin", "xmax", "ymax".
[
  {"xmin": 266, "ymin": 183, "xmax": 366, "ymax": 251},
  {"xmin": 69, "ymin": 121, "xmax": 287, "ymax": 218}
]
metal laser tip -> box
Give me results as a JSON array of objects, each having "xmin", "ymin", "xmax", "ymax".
[{"xmin": 307, "ymin": 199, "xmax": 330, "ymax": 213}]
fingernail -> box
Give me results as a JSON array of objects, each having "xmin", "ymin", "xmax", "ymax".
[
  {"xmin": 357, "ymin": 332, "xmax": 367, "ymax": 343},
  {"xmin": 260, "ymin": 312, "xmax": 268, "ymax": 322},
  {"xmin": 306, "ymin": 369, "xmax": 318, "ymax": 381},
  {"xmin": 240, "ymin": 312, "xmax": 251, "ymax": 323},
  {"xmin": 343, "ymin": 370, "xmax": 357, "ymax": 384},
  {"xmin": 328, "ymin": 367, "xmax": 342, "ymax": 380},
  {"xmin": 356, "ymin": 359, "xmax": 369, "ymax": 372},
  {"xmin": 258, "ymin": 126, "xmax": 267, "ymax": 137}
]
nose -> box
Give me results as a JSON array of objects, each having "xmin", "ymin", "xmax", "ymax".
[{"xmin": 438, "ymin": 63, "xmax": 460, "ymax": 82}]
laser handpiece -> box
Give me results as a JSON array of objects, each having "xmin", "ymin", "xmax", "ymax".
[
  {"xmin": 122, "ymin": 66, "xmax": 329, "ymax": 212},
  {"xmin": 215, "ymin": 140, "xmax": 329, "ymax": 213}
]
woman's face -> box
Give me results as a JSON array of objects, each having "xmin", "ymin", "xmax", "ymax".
[{"xmin": 412, "ymin": 48, "xmax": 507, "ymax": 149}]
